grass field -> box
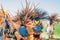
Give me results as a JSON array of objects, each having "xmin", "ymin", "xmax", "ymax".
[{"xmin": 54, "ymin": 23, "xmax": 60, "ymax": 36}]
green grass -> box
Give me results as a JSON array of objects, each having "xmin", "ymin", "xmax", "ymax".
[{"xmin": 54, "ymin": 23, "xmax": 60, "ymax": 36}]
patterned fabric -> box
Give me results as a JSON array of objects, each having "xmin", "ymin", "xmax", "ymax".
[
  {"xmin": 34, "ymin": 17, "xmax": 40, "ymax": 21},
  {"xmin": 5, "ymin": 19, "xmax": 10, "ymax": 29},
  {"xmin": 0, "ymin": 28, "xmax": 3, "ymax": 36},
  {"xmin": 4, "ymin": 28, "xmax": 16, "ymax": 39},
  {"xmin": 50, "ymin": 18, "xmax": 54, "ymax": 25},
  {"xmin": 33, "ymin": 25, "xmax": 43, "ymax": 33},
  {"xmin": 34, "ymin": 20, "xmax": 39, "ymax": 26},
  {"xmin": 18, "ymin": 25, "xmax": 28, "ymax": 37}
]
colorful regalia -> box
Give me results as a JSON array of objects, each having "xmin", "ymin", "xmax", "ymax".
[{"xmin": 18, "ymin": 24, "xmax": 28, "ymax": 37}]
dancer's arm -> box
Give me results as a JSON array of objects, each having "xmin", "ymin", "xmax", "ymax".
[{"xmin": 15, "ymin": 31, "xmax": 21, "ymax": 40}]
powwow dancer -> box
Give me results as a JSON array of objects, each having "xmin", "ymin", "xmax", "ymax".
[
  {"xmin": 4, "ymin": 21, "xmax": 17, "ymax": 40},
  {"xmin": 13, "ymin": 13, "xmax": 29, "ymax": 40},
  {"xmin": 0, "ymin": 5, "xmax": 9, "ymax": 40},
  {"xmin": 32, "ymin": 8, "xmax": 49, "ymax": 40},
  {"xmin": 32, "ymin": 12, "xmax": 43, "ymax": 40},
  {"xmin": 46, "ymin": 14, "xmax": 57, "ymax": 39},
  {"xmin": 25, "ymin": 18, "xmax": 34, "ymax": 40},
  {"xmin": 4, "ymin": 14, "xmax": 19, "ymax": 40},
  {"xmin": 0, "ymin": 10, "xmax": 4, "ymax": 40},
  {"xmin": 18, "ymin": 20, "xmax": 28, "ymax": 40},
  {"xmin": 18, "ymin": 9, "xmax": 34, "ymax": 40}
]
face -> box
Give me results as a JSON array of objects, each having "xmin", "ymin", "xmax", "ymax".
[
  {"xmin": 12, "ymin": 18, "xmax": 21, "ymax": 30},
  {"xmin": 21, "ymin": 21, "xmax": 24, "ymax": 24},
  {"xmin": 26, "ymin": 21, "xmax": 34, "ymax": 28},
  {"xmin": 52, "ymin": 15, "xmax": 57, "ymax": 20},
  {"xmin": 35, "ymin": 13, "xmax": 39, "ymax": 17}
]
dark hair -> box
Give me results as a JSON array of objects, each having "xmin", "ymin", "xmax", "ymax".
[{"xmin": 5, "ymin": 19, "xmax": 10, "ymax": 29}]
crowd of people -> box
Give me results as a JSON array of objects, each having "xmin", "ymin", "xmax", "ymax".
[{"xmin": 0, "ymin": 0, "xmax": 60, "ymax": 40}]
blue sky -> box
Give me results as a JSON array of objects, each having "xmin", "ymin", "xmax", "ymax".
[{"xmin": 0, "ymin": 0, "xmax": 60, "ymax": 16}]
